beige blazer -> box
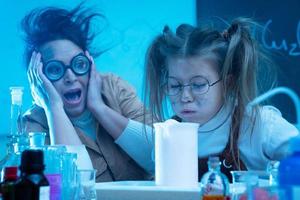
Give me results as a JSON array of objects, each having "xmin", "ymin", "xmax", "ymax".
[{"xmin": 23, "ymin": 73, "xmax": 152, "ymax": 182}]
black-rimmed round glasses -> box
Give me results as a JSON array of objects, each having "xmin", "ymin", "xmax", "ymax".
[
  {"xmin": 43, "ymin": 53, "xmax": 91, "ymax": 82},
  {"xmin": 165, "ymin": 76, "xmax": 221, "ymax": 96}
]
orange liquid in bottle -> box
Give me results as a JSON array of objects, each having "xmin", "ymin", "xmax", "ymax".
[{"xmin": 202, "ymin": 195, "xmax": 230, "ymax": 200}]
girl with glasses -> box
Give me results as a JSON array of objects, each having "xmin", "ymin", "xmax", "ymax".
[{"xmin": 117, "ymin": 18, "xmax": 299, "ymax": 181}]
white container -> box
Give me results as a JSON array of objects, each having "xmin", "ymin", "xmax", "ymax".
[{"xmin": 154, "ymin": 119, "xmax": 199, "ymax": 188}]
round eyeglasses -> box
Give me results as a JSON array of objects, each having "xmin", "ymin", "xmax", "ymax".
[
  {"xmin": 165, "ymin": 76, "xmax": 221, "ymax": 96},
  {"xmin": 43, "ymin": 53, "xmax": 91, "ymax": 82}
]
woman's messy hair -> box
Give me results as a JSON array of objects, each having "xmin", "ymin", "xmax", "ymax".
[{"xmin": 21, "ymin": 2, "xmax": 105, "ymax": 67}]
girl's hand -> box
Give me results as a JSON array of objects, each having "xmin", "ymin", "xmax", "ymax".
[
  {"xmin": 27, "ymin": 51, "xmax": 64, "ymax": 111},
  {"xmin": 85, "ymin": 51, "xmax": 105, "ymax": 112}
]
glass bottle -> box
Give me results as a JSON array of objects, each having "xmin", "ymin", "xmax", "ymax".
[
  {"xmin": 61, "ymin": 152, "xmax": 77, "ymax": 200},
  {"xmin": 15, "ymin": 149, "xmax": 50, "ymax": 200},
  {"xmin": 0, "ymin": 87, "xmax": 27, "ymax": 181},
  {"xmin": 44, "ymin": 145, "xmax": 67, "ymax": 200},
  {"xmin": 200, "ymin": 156, "xmax": 230, "ymax": 200},
  {"xmin": 0, "ymin": 166, "xmax": 18, "ymax": 200}
]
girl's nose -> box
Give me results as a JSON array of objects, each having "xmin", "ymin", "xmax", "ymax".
[{"xmin": 180, "ymin": 86, "xmax": 194, "ymax": 102}]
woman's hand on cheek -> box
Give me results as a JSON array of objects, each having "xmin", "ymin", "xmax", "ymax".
[
  {"xmin": 27, "ymin": 51, "xmax": 63, "ymax": 111},
  {"xmin": 85, "ymin": 51, "xmax": 105, "ymax": 112}
]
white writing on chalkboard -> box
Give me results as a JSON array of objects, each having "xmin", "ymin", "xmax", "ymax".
[{"xmin": 262, "ymin": 19, "xmax": 300, "ymax": 56}]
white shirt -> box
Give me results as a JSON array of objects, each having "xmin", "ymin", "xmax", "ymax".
[{"xmin": 116, "ymin": 105, "xmax": 299, "ymax": 173}]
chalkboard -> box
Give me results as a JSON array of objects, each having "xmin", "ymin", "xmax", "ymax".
[{"xmin": 197, "ymin": 0, "xmax": 300, "ymax": 123}]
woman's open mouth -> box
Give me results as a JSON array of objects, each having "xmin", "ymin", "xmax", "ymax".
[{"xmin": 63, "ymin": 88, "xmax": 82, "ymax": 106}]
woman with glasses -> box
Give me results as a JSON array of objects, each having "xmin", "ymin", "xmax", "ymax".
[
  {"xmin": 116, "ymin": 19, "xmax": 299, "ymax": 181},
  {"xmin": 21, "ymin": 4, "xmax": 153, "ymax": 182}
]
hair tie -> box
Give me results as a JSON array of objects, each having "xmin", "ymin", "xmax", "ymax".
[
  {"xmin": 222, "ymin": 30, "xmax": 230, "ymax": 41},
  {"xmin": 222, "ymin": 23, "xmax": 238, "ymax": 41}
]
